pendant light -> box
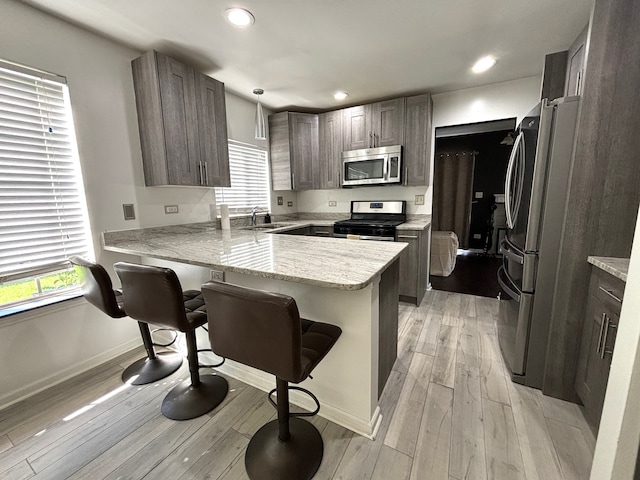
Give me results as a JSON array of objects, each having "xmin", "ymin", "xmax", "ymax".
[{"xmin": 253, "ymin": 88, "xmax": 266, "ymax": 140}]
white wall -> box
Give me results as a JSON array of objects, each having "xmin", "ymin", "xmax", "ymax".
[
  {"xmin": 432, "ymin": 76, "xmax": 542, "ymax": 128},
  {"xmin": 0, "ymin": 0, "xmax": 270, "ymax": 407},
  {"xmin": 590, "ymin": 209, "xmax": 640, "ymax": 479}
]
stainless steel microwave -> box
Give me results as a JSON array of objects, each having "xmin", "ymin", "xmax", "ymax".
[{"xmin": 341, "ymin": 145, "xmax": 402, "ymax": 187}]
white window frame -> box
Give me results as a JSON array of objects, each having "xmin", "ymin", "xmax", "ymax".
[
  {"xmin": 214, "ymin": 139, "xmax": 271, "ymax": 215},
  {"xmin": 0, "ymin": 58, "xmax": 94, "ymax": 315}
]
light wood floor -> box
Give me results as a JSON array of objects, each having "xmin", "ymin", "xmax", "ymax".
[{"xmin": 0, "ymin": 290, "xmax": 595, "ymax": 480}]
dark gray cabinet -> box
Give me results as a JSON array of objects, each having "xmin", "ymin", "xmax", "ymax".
[
  {"xmin": 131, "ymin": 50, "xmax": 230, "ymax": 187},
  {"xmin": 575, "ymin": 267, "xmax": 624, "ymax": 430},
  {"xmin": 403, "ymin": 94, "xmax": 433, "ymax": 186},
  {"xmin": 318, "ymin": 110, "xmax": 343, "ymax": 189},
  {"xmin": 343, "ymin": 98, "xmax": 405, "ymax": 151},
  {"xmin": 397, "ymin": 226, "xmax": 430, "ymax": 305},
  {"xmin": 268, "ymin": 112, "xmax": 319, "ymax": 191}
]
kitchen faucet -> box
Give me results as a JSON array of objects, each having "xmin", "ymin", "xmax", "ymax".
[{"xmin": 251, "ymin": 206, "xmax": 260, "ymax": 226}]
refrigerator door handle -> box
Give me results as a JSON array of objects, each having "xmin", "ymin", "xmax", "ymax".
[
  {"xmin": 505, "ymin": 131, "xmax": 525, "ymax": 229},
  {"xmin": 501, "ymin": 239, "xmax": 524, "ymax": 265},
  {"xmin": 498, "ymin": 266, "xmax": 521, "ymax": 302}
]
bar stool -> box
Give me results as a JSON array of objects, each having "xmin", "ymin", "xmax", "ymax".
[
  {"xmin": 114, "ymin": 262, "xmax": 228, "ymax": 420},
  {"xmin": 70, "ymin": 256, "xmax": 183, "ymax": 385},
  {"xmin": 201, "ymin": 280, "xmax": 342, "ymax": 480}
]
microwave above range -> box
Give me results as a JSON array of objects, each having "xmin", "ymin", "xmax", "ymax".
[{"xmin": 341, "ymin": 145, "xmax": 402, "ymax": 187}]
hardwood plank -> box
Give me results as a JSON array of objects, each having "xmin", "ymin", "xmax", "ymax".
[
  {"xmin": 459, "ymin": 294, "xmax": 478, "ymax": 318},
  {"xmin": 409, "ymin": 383, "xmax": 453, "ymax": 480},
  {"xmin": 546, "ymin": 418, "xmax": 593, "ymax": 480},
  {"xmin": 415, "ymin": 311, "xmax": 442, "ymax": 357},
  {"xmin": 0, "ymin": 433, "xmax": 12, "ymax": 454},
  {"xmin": 393, "ymin": 308, "xmax": 425, "ymax": 375},
  {"xmin": 218, "ymin": 454, "xmax": 250, "ymax": 480},
  {"xmin": 232, "ymin": 395, "xmax": 276, "ymax": 438},
  {"xmin": 176, "ymin": 428, "xmax": 248, "ymax": 480},
  {"xmin": 332, "ymin": 370, "xmax": 406, "ymax": 480},
  {"xmin": 371, "ymin": 445, "xmax": 412, "ymax": 480},
  {"xmin": 508, "ymin": 381, "xmax": 563, "ymax": 480},
  {"xmin": 130, "ymin": 387, "xmax": 265, "ymax": 479},
  {"xmin": 449, "ymin": 364, "xmax": 486, "ymax": 480},
  {"xmin": 534, "ymin": 390, "xmax": 584, "ymax": 428},
  {"xmin": 443, "ymin": 292, "xmax": 462, "ymax": 322},
  {"xmin": 478, "ymin": 334, "xmax": 511, "ymax": 405},
  {"xmin": 482, "ymin": 399, "xmax": 526, "ymax": 480},
  {"xmin": 384, "ymin": 352, "xmax": 434, "ymax": 456},
  {"xmin": 457, "ymin": 316, "xmax": 479, "ymax": 368},
  {"xmin": 1, "ymin": 460, "xmax": 33, "ymax": 480},
  {"xmin": 430, "ymin": 325, "xmax": 458, "ymax": 388},
  {"xmin": 312, "ymin": 422, "xmax": 353, "ymax": 480}
]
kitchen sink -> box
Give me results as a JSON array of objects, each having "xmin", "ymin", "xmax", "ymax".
[{"xmin": 239, "ymin": 223, "xmax": 292, "ymax": 231}]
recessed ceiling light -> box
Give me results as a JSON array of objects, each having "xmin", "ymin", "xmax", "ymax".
[
  {"xmin": 224, "ymin": 8, "xmax": 255, "ymax": 27},
  {"xmin": 472, "ymin": 56, "xmax": 497, "ymax": 73},
  {"xmin": 334, "ymin": 91, "xmax": 349, "ymax": 100}
]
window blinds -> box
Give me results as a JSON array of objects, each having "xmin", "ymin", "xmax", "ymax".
[
  {"xmin": 0, "ymin": 61, "xmax": 91, "ymax": 282},
  {"xmin": 215, "ymin": 140, "xmax": 270, "ymax": 214}
]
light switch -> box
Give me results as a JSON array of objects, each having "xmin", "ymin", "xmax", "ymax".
[
  {"xmin": 473, "ymin": 233, "xmax": 482, "ymax": 239},
  {"xmin": 123, "ymin": 204, "xmax": 135, "ymax": 220},
  {"xmin": 415, "ymin": 195, "xmax": 424, "ymax": 205},
  {"xmin": 287, "ymin": 201, "xmax": 293, "ymax": 207},
  {"xmin": 277, "ymin": 196, "xmax": 283, "ymax": 206},
  {"xmin": 475, "ymin": 192, "xmax": 484, "ymax": 199}
]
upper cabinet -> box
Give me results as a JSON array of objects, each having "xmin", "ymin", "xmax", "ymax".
[
  {"xmin": 269, "ymin": 112, "xmax": 319, "ymax": 191},
  {"xmin": 565, "ymin": 26, "xmax": 588, "ymax": 97},
  {"xmin": 403, "ymin": 94, "xmax": 433, "ymax": 186},
  {"xmin": 131, "ymin": 50, "xmax": 230, "ymax": 187},
  {"xmin": 268, "ymin": 93, "xmax": 431, "ymax": 190},
  {"xmin": 343, "ymin": 98, "xmax": 405, "ymax": 151},
  {"xmin": 318, "ymin": 110, "xmax": 343, "ymax": 189}
]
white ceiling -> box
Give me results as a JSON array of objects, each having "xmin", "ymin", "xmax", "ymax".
[{"xmin": 20, "ymin": 0, "xmax": 593, "ymax": 111}]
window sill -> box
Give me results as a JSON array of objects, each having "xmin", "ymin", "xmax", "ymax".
[{"xmin": 0, "ymin": 290, "xmax": 83, "ymax": 321}]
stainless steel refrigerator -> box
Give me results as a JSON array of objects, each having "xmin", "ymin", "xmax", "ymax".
[{"xmin": 497, "ymin": 96, "xmax": 580, "ymax": 389}]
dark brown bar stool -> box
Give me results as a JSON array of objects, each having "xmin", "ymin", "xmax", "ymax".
[
  {"xmin": 201, "ymin": 280, "xmax": 342, "ymax": 480},
  {"xmin": 70, "ymin": 256, "xmax": 183, "ymax": 385},
  {"xmin": 114, "ymin": 262, "xmax": 228, "ymax": 420}
]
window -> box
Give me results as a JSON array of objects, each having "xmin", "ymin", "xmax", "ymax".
[
  {"xmin": 215, "ymin": 140, "xmax": 270, "ymax": 214},
  {"xmin": 0, "ymin": 59, "xmax": 93, "ymax": 312}
]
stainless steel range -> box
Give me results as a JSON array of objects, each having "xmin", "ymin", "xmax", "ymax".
[{"xmin": 333, "ymin": 201, "xmax": 406, "ymax": 241}]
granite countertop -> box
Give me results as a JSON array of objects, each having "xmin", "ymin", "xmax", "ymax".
[
  {"xmin": 588, "ymin": 256, "xmax": 629, "ymax": 282},
  {"xmin": 397, "ymin": 215, "xmax": 432, "ymax": 230},
  {"xmin": 102, "ymin": 223, "xmax": 406, "ymax": 291}
]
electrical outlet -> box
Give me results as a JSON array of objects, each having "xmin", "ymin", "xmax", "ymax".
[
  {"xmin": 475, "ymin": 192, "xmax": 484, "ymax": 199},
  {"xmin": 277, "ymin": 196, "xmax": 283, "ymax": 206},
  {"xmin": 414, "ymin": 195, "xmax": 424, "ymax": 205},
  {"xmin": 329, "ymin": 201, "xmax": 337, "ymax": 207},
  {"xmin": 122, "ymin": 204, "xmax": 135, "ymax": 220},
  {"xmin": 287, "ymin": 201, "xmax": 293, "ymax": 207},
  {"xmin": 210, "ymin": 270, "xmax": 224, "ymax": 281},
  {"xmin": 164, "ymin": 204, "xmax": 179, "ymax": 214},
  {"xmin": 473, "ymin": 233, "xmax": 482, "ymax": 239}
]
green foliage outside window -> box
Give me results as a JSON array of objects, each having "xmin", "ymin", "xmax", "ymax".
[{"xmin": 0, "ymin": 269, "xmax": 80, "ymax": 307}]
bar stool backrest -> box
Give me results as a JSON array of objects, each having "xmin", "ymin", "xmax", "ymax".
[
  {"xmin": 202, "ymin": 280, "xmax": 305, "ymax": 383},
  {"xmin": 70, "ymin": 256, "xmax": 125, "ymax": 318},
  {"xmin": 114, "ymin": 262, "xmax": 191, "ymax": 332}
]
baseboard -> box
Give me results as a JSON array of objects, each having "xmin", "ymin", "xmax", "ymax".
[
  {"xmin": 217, "ymin": 361, "xmax": 380, "ymax": 438},
  {"xmin": 0, "ymin": 338, "xmax": 142, "ymax": 410}
]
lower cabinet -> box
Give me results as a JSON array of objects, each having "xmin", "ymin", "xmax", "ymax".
[
  {"xmin": 397, "ymin": 226, "xmax": 430, "ymax": 305},
  {"xmin": 575, "ymin": 267, "xmax": 625, "ymax": 430}
]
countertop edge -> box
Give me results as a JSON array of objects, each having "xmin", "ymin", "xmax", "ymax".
[{"xmin": 588, "ymin": 256, "xmax": 629, "ymax": 282}]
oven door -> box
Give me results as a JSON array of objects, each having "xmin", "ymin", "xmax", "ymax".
[
  {"xmin": 333, "ymin": 224, "xmax": 395, "ymax": 241},
  {"xmin": 497, "ymin": 265, "xmax": 534, "ymax": 376},
  {"xmin": 342, "ymin": 156, "xmax": 387, "ymax": 186}
]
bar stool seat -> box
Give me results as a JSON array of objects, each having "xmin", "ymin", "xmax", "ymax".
[
  {"xmin": 70, "ymin": 256, "xmax": 183, "ymax": 385},
  {"xmin": 115, "ymin": 262, "xmax": 228, "ymax": 420},
  {"xmin": 202, "ymin": 280, "xmax": 342, "ymax": 480}
]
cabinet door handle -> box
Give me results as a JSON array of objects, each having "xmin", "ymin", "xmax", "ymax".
[
  {"xmin": 292, "ymin": 173, "xmax": 296, "ymax": 190},
  {"xmin": 600, "ymin": 314, "xmax": 612, "ymax": 359},
  {"xmin": 598, "ymin": 286, "xmax": 622, "ymax": 304},
  {"xmin": 314, "ymin": 231, "xmax": 330, "ymax": 235},
  {"xmin": 198, "ymin": 161, "xmax": 203, "ymax": 185},
  {"xmin": 203, "ymin": 162, "xmax": 209, "ymax": 186},
  {"xmin": 373, "ymin": 132, "xmax": 377, "ymax": 148},
  {"xmin": 597, "ymin": 312, "xmax": 607, "ymax": 354},
  {"xmin": 397, "ymin": 235, "xmax": 418, "ymax": 239},
  {"xmin": 369, "ymin": 131, "xmax": 373, "ymax": 148},
  {"xmin": 404, "ymin": 166, "xmax": 408, "ymax": 186}
]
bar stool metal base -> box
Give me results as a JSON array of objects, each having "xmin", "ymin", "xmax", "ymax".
[
  {"xmin": 161, "ymin": 374, "xmax": 229, "ymax": 421},
  {"xmin": 121, "ymin": 352, "xmax": 183, "ymax": 385},
  {"xmin": 245, "ymin": 418, "xmax": 323, "ymax": 480}
]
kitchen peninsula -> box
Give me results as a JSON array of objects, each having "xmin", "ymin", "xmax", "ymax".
[{"xmin": 102, "ymin": 222, "xmax": 407, "ymax": 437}]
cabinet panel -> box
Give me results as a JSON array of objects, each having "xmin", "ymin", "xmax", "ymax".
[
  {"xmin": 268, "ymin": 112, "xmax": 293, "ymax": 191},
  {"xmin": 196, "ymin": 73, "xmax": 230, "ymax": 187},
  {"xmin": 398, "ymin": 231, "xmax": 419, "ymax": 301},
  {"xmin": 156, "ymin": 53, "xmax": 200, "ymax": 186},
  {"xmin": 404, "ymin": 94, "xmax": 432, "ymax": 186},
  {"xmin": 290, "ymin": 113, "xmax": 319, "ymax": 190},
  {"xmin": 319, "ymin": 111, "xmax": 343, "ymax": 189},
  {"xmin": 343, "ymin": 105, "xmax": 368, "ymax": 150},
  {"xmin": 370, "ymin": 98, "xmax": 405, "ymax": 147},
  {"xmin": 567, "ymin": 44, "xmax": 585, "ymax": 96}
]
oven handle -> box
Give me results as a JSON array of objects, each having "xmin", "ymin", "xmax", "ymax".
[
  {"xmin": 333, "ymin": 234, "xmax": 395, "ymax": 241},
  {"xmin": 498, "ymin": 266, "xmax": 521, "ymax": 302},
  {"xmin": 383, "ymin": 157, "xmax": 389, "ymax": 181}
]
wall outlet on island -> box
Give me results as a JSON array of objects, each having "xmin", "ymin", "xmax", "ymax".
[
  {"xmin": 210, "ymin": 270, "xmax": 224, "ymax": 281},
  {"xmin": 414, "ymin": 195, "xmax": 424, "ymax": 205},
  {"xmin": 328, "ymin": 200, "xmax": 337, "ymax": 207},
  {"xmin": 277, "ymin": 196, "xmax": 283, "ymax": 206},
  {"xmin": 287, "ymin": 201, "xmax": 293, "ymax": 207},
  {"xmin": 164, "ymin": 204, "xmax": 179, "ymax": 214}
]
